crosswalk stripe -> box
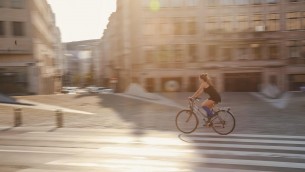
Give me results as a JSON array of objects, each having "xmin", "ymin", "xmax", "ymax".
[
  {"xmin": 47, "ymin": 160, "xmax": 273, "ymax": 172},
  {"xmin": 98, "ymin": 146, "xmax": 305, "ymax": 159},
  {"xmin": 190, "ymin": 132, "xmax": 305, "ymax": 140},
  {"xmin": 183, "ymin": 135, "xmax": 305, "ymax": 145},
  {"xmin": 48, "ymin": 155, "xmax": 305, "ymax": 170},
  {"xmin": 190, "ymin": 142, "xmax": 305, "ymax": 151},
  {"xmin": 3, "ymin": 128, "xmax": 305, "ymax": 171}
]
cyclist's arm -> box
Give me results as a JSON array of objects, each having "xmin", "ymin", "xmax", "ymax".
[{"xmin": 190, "ymin": 83, "xmax": 204, "ymax": 99}]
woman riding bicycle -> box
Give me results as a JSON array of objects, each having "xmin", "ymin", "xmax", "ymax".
[{"xmin": 189, "ymin": 73, "xmax": 221, "ymax": 121}]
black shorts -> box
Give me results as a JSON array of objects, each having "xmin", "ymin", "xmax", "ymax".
[{"xmin": 208, "ymin": 97, "xmax": 221, "ymax": 104}]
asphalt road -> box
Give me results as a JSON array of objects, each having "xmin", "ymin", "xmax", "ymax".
[{"xmin": 0, "ymin": 92, "xmax": 305, "ymax": 172}]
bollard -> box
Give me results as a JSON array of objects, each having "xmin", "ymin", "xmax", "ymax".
[
  {"xmin": 14, "ymin": 108, "xmax": 22, "ymax": 127},
  {"xmin": 56, "ymin": 109, "xmax": 63, "ymax": 128}
]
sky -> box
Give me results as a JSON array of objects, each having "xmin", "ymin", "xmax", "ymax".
[{"xmin": 47, "ymin": 0, "xmax": 116, "ymax": 43}]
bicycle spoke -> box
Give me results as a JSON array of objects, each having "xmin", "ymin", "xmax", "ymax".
[
  {"xmin": 212, "ymin": 110, "xmax": 235, "ymax": 135},
  {"xmin": 176, "ymin": 110, "xmax": 198, "ymax": 134}
]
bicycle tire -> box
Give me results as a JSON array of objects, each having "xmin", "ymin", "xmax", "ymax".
[
  {"xmin": 175, "ymin": 109, "xmax": 198, "ymax": 134},
  {"xmin": 211, "ymin": 110, "xmax": 235, "ymax": 135}
]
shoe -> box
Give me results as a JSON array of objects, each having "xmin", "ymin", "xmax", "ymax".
[{"xmin": 203, "ymin": 117, "xmax": 212, "ymax": 128}]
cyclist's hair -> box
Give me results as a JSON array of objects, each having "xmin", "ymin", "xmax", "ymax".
[{"xmin": 200, "ymin": 73, "xmax": 213, "ymax": 86}]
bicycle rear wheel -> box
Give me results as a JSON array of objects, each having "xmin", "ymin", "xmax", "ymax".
[
  {"xmin": 175, "ymin": 110, "xmax": 198, "ymax": 134},
  {"xmin": 211, "ymin": 110, "xmax": 235, "ymax": 135}
]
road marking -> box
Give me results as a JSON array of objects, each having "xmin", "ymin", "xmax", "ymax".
[
  {"xmin": 47, "ymin": 159, "xmax": 274, "ymax": 172},
  {"xmin": 3, "ymin": 128, "xmax": 305, "ymax": 171},
  {"xmin": 190, "ymin": 142, "xmax": 305, "ymax": 151},
  {"xmin": 0, "ymin": 149, "xmax": 74, "ymax": 155},
  {"xmin": 190, "ymin": 133, "xmax": 305, "ymax": 140},
  {"xmin": 98, "ymin": 146, "xmax": 305, "ymax": 159},
  {"xmin": 184, "ymin": 136, "xmax": 305, "ymax": 145}
]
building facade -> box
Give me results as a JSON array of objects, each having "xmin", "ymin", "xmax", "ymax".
[
  {"xmin": 102, "ymin": 0, "xmax": 305, "ymax": 92},
  {"xmin": 0, "ymin": 0, "xmax": 62, "ymax": 95}
]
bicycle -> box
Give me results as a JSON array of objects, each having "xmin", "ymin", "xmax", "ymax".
[{"xmin": 175, "ymin": 98, "xmax": 235, "ymax": 135}]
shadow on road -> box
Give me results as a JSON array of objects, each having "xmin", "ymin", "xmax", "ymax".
[{"xmin": 0, "ymin": 93, "xmax": 33, "ymax": 106}]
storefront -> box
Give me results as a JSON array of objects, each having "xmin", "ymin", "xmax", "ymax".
[
  {"xmin": 224, "ymin": 72, "xmax": 262, "ymax": 92},
  {"xmin": 0, "ymin": 67, "xmax": 28, "ymax": 95},
  {"xmin": 288, "ymin": 74, "xmax": 305, "ymax": 91}
]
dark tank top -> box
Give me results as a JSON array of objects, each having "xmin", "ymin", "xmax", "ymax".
[{"xmin": 204, "ymin": 85, "xmax": 221, "ymax": 103}]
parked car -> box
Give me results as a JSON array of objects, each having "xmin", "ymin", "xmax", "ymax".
[
  {"xmin": 97, "ymin": 87, "xmax": 114, "ymax": 94},
  {"xmin": 85, "ymin": 86, "xmax": 99, "ymax": 93},
  {"xmin": 61, "ymin": 87, "xmax": 78, "ymax": 94}
]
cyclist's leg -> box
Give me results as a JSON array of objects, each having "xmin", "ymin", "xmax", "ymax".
[{"xmin": 201, "ymin": 99, "xmax": 215, "ymax": 118}]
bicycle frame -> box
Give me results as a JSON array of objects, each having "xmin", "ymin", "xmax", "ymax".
[
  {"xmin": 188, "ymin": 99, "xmax": 208, "ymax": 121},
  {"xmin": 189, "ymin": 98, "xmax": 231, "ymax": 122},
  {"xmin": 175, "ymin": 98, "xmax": 235, "ymax": 135}
]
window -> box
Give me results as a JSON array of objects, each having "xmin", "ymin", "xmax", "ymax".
[
  {"xmin": 267, "ymin": 14, "xmax": 280, "ymax": 31},
  {"xmin": 207, "ymin": 45, "xmax": 217, "ymax": 61},
  {"xmin": 237, "ymin": 47, "xmax": 247, "ymax": 60},
  {"xmin": 185, "ymin": 0, "xmax": 198, "ymax": 7},
  {"xmin": 286, "ymin": 12, "xmax": 301, "ymax": 30},
  {"xmin": 237, "ymin": 16, "xmax": 249, "ymax": 32},
  {"xmin": 0, "ymin": 0, "xmax": 5, "ymax": 7},
  {"xmin": 269, "ymin": 75, "xmax": 277, "ymax": 85},
  {"xmin": 11, "ymin": 0, "xmax": 24, "ymax": 9},
  {"xmin": 288, "ymin": 41, "xmax": 301, "ymax": 60},
  {"xmin": 302, "ymin": 12, "xmax": 305, "ymax": 29},
  {"xmin": 269, "ymin": 45, "xmax": 279, "ymax": 59},
  {"xmin": 143, "ymin": 23, "xmax": 155, "ymax": 35},
  {"xmin": 207, "ymin": 0, "xmax": 218, "ymax": 6},
  {"xmin": 174, "ymin": 20, "xmax": 183, "ymax": 35},
  {"xmin": 160, "ymin": 23, "xmax": 169, "ymax": 35},
  {"xmin": 174, "ymin": 44, "xmax": 183, "ymax": 62},
  {"xmin": 206, "ymin": 16, "xmax": 219, "ymax": 33},
  {"xmin": 220, "ymin": 0, "xmax": 234, "ymax": 5},
  {"xmin": 222, "ymin": 16, "xmax": 234, "ymax": 32},
  {"xmin": 235, "ymin": 0, "xmax": 249, "ymax": 5},
  {"xmin": 0, "ymin": 21, "xmax": 4, "ymax": 36},
  {"xmin": 252, "ymin": 0, "xmax": 262, "ymax": 5},
  {"xmin": 252, "ymin": 14, "xmax": 264, "ymax": 30},
  {"xmin": 159, "ymin": 18, "xmax": 171, "ymax": 35},
  {"xmin": 12, "ymin": 22, "xmax": 25, "ymax": 36},
  {"xmin": 158, "ymin": 45, "xmax": 172, "ymax": 63},
  {"xmin": 252, "ymin": 44, "xmax": 262, "ymax": 60},
  {"xmin": 145, "ymin": 49, "xmax": 155, "ymax": 63},
  {"xmin": 142, "ymin": 0, "xmax": 150, "ymax": 7},
  {"xmin": 289, "ymin": 46, "xmax": 299, "ymax": 58},
  {"xmin": 159, "ymin": 0, "xmax": 170, "ymax": 7},
  {"xmin": 266, "ymin": 0, "xmax": 278, "ymax": 4},
  {"xmin": 222, "ymin": 48, "xmax": 232, "ymax": 61},
  {"xmin": 288, "ymin": 0, "xmax": 300, "ymax": 2},
  {"xmin": 189, "ymin": 44, "xmax": 198, "ymax": 62},
  {"xmin": 171, "ymin": 0, "xmax": 183, "ymax": 7},
  {"xmin": 187, "ymin": 20, "xmax": 197, "ymax": 35}
]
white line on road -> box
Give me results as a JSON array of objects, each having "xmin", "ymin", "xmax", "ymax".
[
  {"xmin": 0, "ymin": 149, "xmax": 74, "ymax": 155},
  {"xmin": 189, "ymin": 133, "xmax": 305, "ymax": 140},
  {"xmin": 184, "ymin": 136, "xmax": 305, "ymax": 145}
]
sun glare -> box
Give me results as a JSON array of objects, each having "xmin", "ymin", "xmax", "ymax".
[{"xmin": 150, "ymin": 0, "xmax": 160, "ymax": 12}]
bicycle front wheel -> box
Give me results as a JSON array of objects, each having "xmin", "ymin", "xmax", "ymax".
[
  {"xmin": 175, "ymin": 110, "xmax": 198, "ymax": 134},
  {"xmin": 211, "ymin": 110, "xmax": 235, "ymax": 135}
]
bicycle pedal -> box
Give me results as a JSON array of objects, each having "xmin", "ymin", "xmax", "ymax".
[{"xmin": 203, "ymin": 122, "xmax": 212, "ymax": 128}]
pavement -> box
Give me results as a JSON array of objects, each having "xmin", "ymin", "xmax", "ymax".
[
  {"xmin": 1, "ymin": 126, "xmax": 305, "ymax": 171},
  {"xmin": 0, "ymin": 91, "xmax": 304, "ymax": 135},
  {"xmin": 0, "ymin": 91, "xmax": 305, "ymax": 171}
]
